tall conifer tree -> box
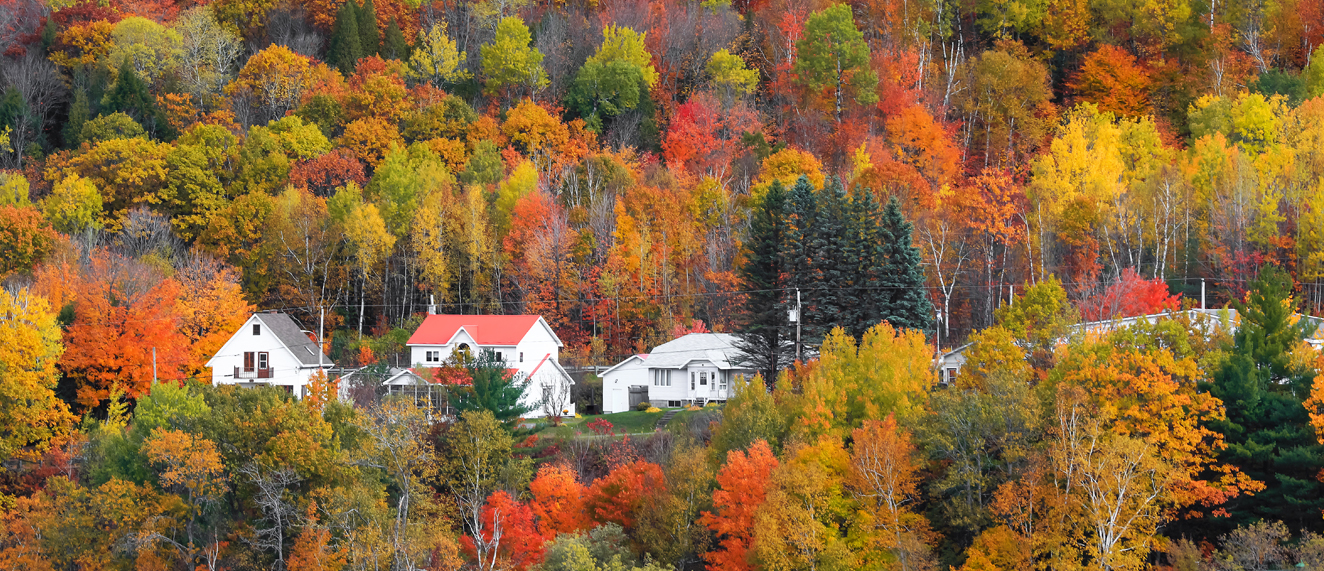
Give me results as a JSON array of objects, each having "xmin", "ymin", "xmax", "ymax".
[
  {"xmin": 877, "ymin": 196, "xmax": 933, "ymax": 332},
  {"xmin": 358, "ymin": 0, "xmax": 379, "ymax": 57},
  {"xmin": 328, "ymin": 0, "xmax": 363, "ymax": 74},
  {"xmin": 804, "ymin": 177, "xmax": 851, "ymax": 342},
  {"xmin": 381, "ymin": 17, "xmax": 409, "ymax": 60},
  {"xmin": 782, "ymin": 175, "xmax": 818, "ymax": 348},
  {"xmin": 1204, "ymin": 265, "xmax": 1324, "ymax": 533},
  {"xmin": 103, "ymin": 60, "xmax": 173, "ymax": 140},
  {"xmin": 845, "ymin": 187, "xmax": 883, "ymax": 339},
  {"xmin": 735, "ymin": 181, "xmax": 793, "ymax": 380}
]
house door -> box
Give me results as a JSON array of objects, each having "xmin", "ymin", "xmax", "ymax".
[{"xmin": 628, "ymin": 386, "xmax": 648, "ymax": 409}]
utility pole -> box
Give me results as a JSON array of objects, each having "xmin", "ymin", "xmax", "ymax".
[
  {"xmin": 795, "ymin": 288, "xmax": 802, "ymax": 363},
  {"xmin": 1201, "ymin": 279, "xmax": 1206, "ymax": 310},
  {"xmin": 318, "ymin": 306, "xmax": 324, "ymax": 371},
  {"xmin": 152, "ymin": 347, "xmax": 157, "ymax": 385}
]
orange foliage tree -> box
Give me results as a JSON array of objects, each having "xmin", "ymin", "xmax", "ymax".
[
  {"xmin": 700, "ymin": 439, "xmax": 780, "ymax": 571},
  {"xmin": 60, "ymin": 255, "xmax": 189, "ymax": 407},
  {"xmin": 0, "ymin": 205, "xmax": 57, "ymax": 278},
  {"xmin": 583, "ymin": 459, "xmax": 667, "ymax": 530},
  {"xmin": 1068, "ymin": 45, "xmax": 1153, "ymax": 117},
  {"xmin": 528, "ymin": 463, "xmax": 590, "ymax": 538}
]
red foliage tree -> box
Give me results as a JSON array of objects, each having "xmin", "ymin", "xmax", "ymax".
[
  {"xmin": 289, "ymin": 149, "xmax": 367, "ymax": 197},
  {"xmin": 1079, "ymin": 267, "xmax": 1181, "ymax": 321},
  {"xmin": 460, "ymin": 490, "xmax": 545, "ymax": 571}
]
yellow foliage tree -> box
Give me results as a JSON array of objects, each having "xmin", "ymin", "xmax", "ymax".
[{"xmin": 0, "ymin": 288, "xmax": 74, "ymax": 463}]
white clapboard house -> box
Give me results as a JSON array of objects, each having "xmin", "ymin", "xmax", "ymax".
[{"xmin": 207, "ymin": 312, "xmax": 333, "ymax": 398}]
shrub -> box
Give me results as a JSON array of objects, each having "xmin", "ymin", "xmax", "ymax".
[{"xmin": 636, "ymin": 401, "xmax": 651, "ymax": 411}]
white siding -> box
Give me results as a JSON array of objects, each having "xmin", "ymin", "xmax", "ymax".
[
  {"xmin": 208, "ymin": 316, "xmax": 322, "ymax": 397},
  {"xmin": 602, "ymin": 356, "xmax": 648, "ymax": 413}
]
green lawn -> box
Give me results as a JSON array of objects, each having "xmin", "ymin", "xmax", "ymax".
[
  {"xmin": 528, "ymin": 408, "xmax": 720, "ymax": 440},
  {"xmin": 532, "ymin": 410, "xmax": 665, "ymax": 438}
]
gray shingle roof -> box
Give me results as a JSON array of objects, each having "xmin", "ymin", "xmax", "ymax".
[
  {"xmin": 255, "ymin": 312, "xmax": 332, "ymax": 367},
  {"xmin": 644, "ymin": 333, "xmax": 750, "ymax": 370}
]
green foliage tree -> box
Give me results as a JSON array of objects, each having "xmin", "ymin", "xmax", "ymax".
[
  {"xmin": 1205, "ymin": 265, "xmax": 1324, "ymax": 532},
  {"xmin": 43, "ymin": 174, "xmax": 104, "ymax": 234},
  {"xmin": 79, "ymin": 112, "xmax": 146, "ymax": 144},
  {"xmin": 877, "ymin": 196, "xmax": 935, "ymax": 332},
  {"xmin": 381, "ymin": 17, "xmax": 409, "ymax": 60},
  {"xmin": 735, "ymin": 181, "xmax": 794, "ymax": 380},
  {"xmin": 1306, "ymin": 46, "xmax": 1324, "ymax": 99},
  {"xmin": 328, "ymin": 0, "xmax": 364, "ymax": 74},
  {"xmin": 102, "ymin": 60, "xmax": 174, "ymax": 140},
  {"xmin": 711, "ymin": 375, "xmax": 786, "ymax": 458},
  {"xmin": 481, "ymin": 16, "xmax": 549, "ymax": 100},
  {"xmin": 565, "ymin": 25, "xmax": 658, "ymax": 133},
  {"xmin": 358, "ymin": 0, "xmax": 379, "ymax": 57},
  {"xmin": 794, "ymin": 4, "xmax": 878, "ymax": 124},
  {"xmin": 64, "ymin": 89, "xmax": 91, "ymax": 148},
  {"xmin": 447, "ymin": 349, "xmax": 532, "ymax": 422}
]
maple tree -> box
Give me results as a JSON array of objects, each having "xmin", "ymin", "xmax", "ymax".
[
  {"xmin": 584, "ymin": 459, "xmax": 667, "ymax": 531},
  {"xmin": 60, "ymin": 254, "xmax": 189, "ymax": 407},
  {"xmin": 1069, "ymin": 45, "xmax": 1153, "ymax": 117},
  {"xmin": 701, "ymin": 439, "xmax": 779, "ymax": 571},
  {"xmin": 1078, "ymin": 268, "xmax": 1180, "ymax": 321},
  {"xmin": 529, "ymin": 463, "xmax": 590, "ymax": 537}
]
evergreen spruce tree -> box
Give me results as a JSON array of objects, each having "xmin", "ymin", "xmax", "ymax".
[
  {"xmin": 102, "ymin": 60, "xmax": 174, "ymax": 140},
  {"xmin": 1203, "ymin": 265, "xmax": 1324, "ymax": 533},
  {"xmin": 328, "ymin": 0, "xmax": 363, "ymax": 74},
  {"xmin": 803, "ymin": 177, "xmax": 852, "ymax": 342},
  {"xmin": 877, "ymin": 196, "xmax": 933, "ymax": 331},
  {"xmin": 381, "ymin": 17, "xmax": 409, "ymax": 60},
  {"xmin": 844, "ymin": 186, "xmax": 883, "ymax": 339},
  {"xmin": 64, "ymin": 89, "xmax": 90, "ymax": 148},
  {"xmin": 781, "ymin": 175, "xmax": 818, "ymax": 351},
  {"xmin": 734, "ymin": 181, "xmax": 794, "ymax": 381},
  {"xmin": 450, "ymin": 349, "xmax": 532, "ymax": 422},
  {"xmin": 358, "ymin": 0, "xmax": 379, "ymax": 57}
]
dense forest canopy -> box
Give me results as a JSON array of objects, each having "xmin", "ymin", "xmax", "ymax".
[{"xmin": 1, "ymin": 0, "xmax": 1324, "ymax": 568}]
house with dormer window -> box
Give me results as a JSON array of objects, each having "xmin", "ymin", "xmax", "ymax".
[
  {"xmin": 206, "ymin": 312, "xmax": 333, "ymax": 398},
  {"xmin": 405, "ymin": 314, "xmax": 574, "ymax": 418}
]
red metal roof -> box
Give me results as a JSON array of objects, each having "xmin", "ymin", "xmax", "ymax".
[{"xmin": 407, "ymin": 315, "xmax": 543, "ymax": 346}]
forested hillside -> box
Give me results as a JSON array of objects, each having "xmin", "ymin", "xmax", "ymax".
[
  {"xmin": 0, "ymin": 0, "xmax": 1321, "ymax": 361},
  {"xmin": 2, "ymin": 0, "xmax": 1324, "ymax": 568}
]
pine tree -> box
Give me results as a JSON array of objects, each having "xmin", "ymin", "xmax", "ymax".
[
  {"xmin": 328, "ymin": 0, "xmax": 363, "ymax": 74},
  {"xmin": 877, "ymin": 196, "xmax": 933, "ymax": 332},
  {"xmin": 734, "ymin": 181, "xmax": 793, "ymax": 381},
  {"xmin": 358, "ymin": 0, "xmax": 379, "ymax": 57},
  {"xmin": 381, "ymin": 17, "xmax": 409, "ymax": 60},
  {"xmin": 1204, "ymin": 265, "xmax": 1324, "ymax": 533}
]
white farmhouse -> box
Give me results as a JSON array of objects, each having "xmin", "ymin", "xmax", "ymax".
[
  {"xmin": 406, "ymin": 314, "xmax": 575, "ymax": 418},
  {"xmin": 602, "ymin": 333, "xmax": 753, "ymax": 413},
  {"xmin": 206, "ymin": 312, "xmax": 333, "ymax": 398}
]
